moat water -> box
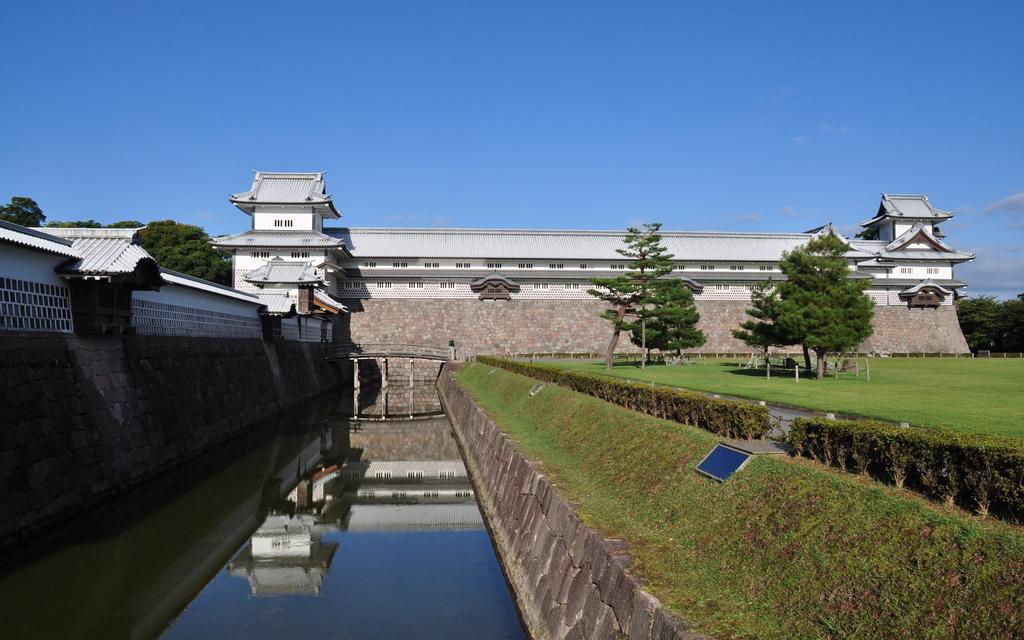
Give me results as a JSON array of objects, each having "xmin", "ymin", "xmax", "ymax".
[{"xmin": 0, "ymin": 381, "xmax": 525, "ymax": 639}]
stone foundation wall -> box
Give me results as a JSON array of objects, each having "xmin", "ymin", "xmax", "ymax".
[
  {"xmin": 861, "ymin": 305, "xmax": 969, "ymax": 354},
  {"xmin": 345, "ymin": 298, "xmax": 970, "ymax": 356},
  {"xmin": 439, "ymin": 368, "xmax": 709, "ymax": 640},
  {"xmin": 0, "ymin": 335, "xmax": 347, "ymax": 549}
]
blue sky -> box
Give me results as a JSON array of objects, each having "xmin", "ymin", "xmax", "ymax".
[{"xmin": 2, "ymin": 1, "xmax": 1022, "ymax": 297}]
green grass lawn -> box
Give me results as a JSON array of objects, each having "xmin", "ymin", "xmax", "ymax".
[
  {"xmin": 543, "ymin": 357, "xmax": 1024, "ymax": 438},
  {"xmin": 456, "ymin": 363, "xmax": 1024, "ymax": 640}
]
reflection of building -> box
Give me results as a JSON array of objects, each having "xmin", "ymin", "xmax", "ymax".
[{"xmin": 228, "ymin": 515, "xmax": 338, "ymax": 596}]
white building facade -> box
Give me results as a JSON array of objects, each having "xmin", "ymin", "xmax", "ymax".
[{"xmin": 213, "ymin": 173, "xmax": 974, "ymax": 355}]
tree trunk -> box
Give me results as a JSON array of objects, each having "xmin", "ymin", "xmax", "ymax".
[
  {"xmin": 641, "ymin": 318, "xmax": 646, "ymax": 369},
  {"xmin": 802, "ymin": 343, "xmax": 812, "ymax": 371},
  {"xmin": 816, "ymin": 349, "xmax": 827, "ymax": 380},
  {"xmin": 604, "ymin": 304, "xmax": 627, "ymax": 369}
]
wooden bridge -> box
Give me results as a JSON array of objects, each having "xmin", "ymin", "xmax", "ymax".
[{"xmin": 325, "ymin": 343, "xmax": 452, "ymax": 362}]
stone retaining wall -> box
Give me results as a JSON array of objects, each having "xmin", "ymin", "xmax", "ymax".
[
  {"xmin": 0, "ymin": 335, "xmax": 347, "ymax": 549},
  {"xmin": 347, "ymin": 298, "xmax": 970, "ymax": 357},
  {"xmin": 438, "ymin": 368, "xmax": 710, "ymax": 640}
]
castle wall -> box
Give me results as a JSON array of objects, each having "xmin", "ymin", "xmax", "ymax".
[{"xmin": 344, "ymin": 298, "xmax": 971, "ymax": 356}]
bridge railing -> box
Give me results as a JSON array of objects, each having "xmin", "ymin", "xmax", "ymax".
[{"xmin": 326, "ymin": 342, "xmax": 451, "ymax": 361}]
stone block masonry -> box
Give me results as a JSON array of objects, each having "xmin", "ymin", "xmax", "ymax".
[
  {"xmin": 347, "ymin": 298, "xmax": 970, "ymax": 357},
  {"xmin": 0, "ymin": 335, "xmax": 348, "ymax": 549},
  {"xmin": 438, "ymin": 368, "xmax": 711, "ymax": 640}
]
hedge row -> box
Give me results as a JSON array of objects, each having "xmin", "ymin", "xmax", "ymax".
[
  {"xmin": 789, "ymin": 417, "xmax": 1024, "ymax": 522},
  {"xmin": 477, "ymin": 356, "xmax": 773, "ymax": 439}
]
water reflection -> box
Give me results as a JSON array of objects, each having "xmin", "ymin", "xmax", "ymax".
[{"xmin": 0, "ymin": 378, "xmax": 524, "ymax": 640}]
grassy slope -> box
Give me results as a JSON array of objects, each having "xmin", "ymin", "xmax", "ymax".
[
  {"xmin": 545, "ymin": 358, "xmax": 1024, "ymax": 438},
  {"xmin": 457, "ymin": 363, "xmax": 1024, "ymax": 640}
]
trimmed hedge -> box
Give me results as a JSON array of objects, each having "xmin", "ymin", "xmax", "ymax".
[
  {"xmin": 790, "ymin": 417, "xmax": 1024, "ymax": 522},
  {"xmin": 477, "ymin": 356, "xmax": 773, "ymax": 439}
]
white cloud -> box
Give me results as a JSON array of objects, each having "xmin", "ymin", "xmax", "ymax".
[
  {"xmin": 779, "ymin": 206, "xmax": 802, "ymax": 218},
  {"xmin": 983, "ymin": 192, "xmax": 1024, "ymax": 215},
  {"xmin": 957, "ymin": 244, "xmax": 1024, "ymax": 299},
  {"xmin": 790, "ymin": 136, "xmax": 810, "ymax": 145},
  {"xmin": 735, "ymin": 213, "xmax": 762, "ymax": 222}
]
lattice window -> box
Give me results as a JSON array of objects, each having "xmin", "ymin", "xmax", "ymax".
[
  {"xmin": 0, "ymin": 277, "xmax": 73, "ymax": 333},
  {"xmin": 252, "ymin": 251, "xmax": 270, "ymax": 258},
  {"xmin": 759, "ymin": 265, "xmax": 773, "ymax": 271},
  {"xmin": 518, "ymin": 263, "xmax": 533, "ymax": 269},
  {"xmin": 700, "ymin": 265, "xmax": 716, "ymax": 271},
  {"xmin": 610, "ymin": 263, "xmax": 626, "ymax": 270},
  {"xmin": 424, "ymin": 262, "xmax": 440, "ymax": 268},
  {"xmin": 564, "ymin": 283, "xmax": 580, "ymax": 290},
  {"xmin": 456, "ymin": 262, "xmax": 471, "ymax": 269},
  {"xmin": 730, "ymin": 265, "xmax": 744, "ymax": 271},
  {"xmin": 549, "ymin": 263, "xmax": 564, "ymax": 269},
  {"xmin": 408, "ymin": 282, "xmax": 424, "ymax": 289},
  {"xmin": 487, "ymin": 262, "xmax": 502, "ymax": 269},
  {"xmin": 362, "ymin": 262, "xmax": 377, "ymax": 268},
  {"xmin": 291, "ymin": 251, "xmax": 310, "ymax": 259},
  {"xmin": 273, "ymin": 219, "xmax": 294, "ymax": 228},
  {"xmin": 393, "ymin": 262, "xmax": 409, "ymax": 268},
  {"xmin": 439, "ymin": 282, "xmax": 456, "ymax": 289}
]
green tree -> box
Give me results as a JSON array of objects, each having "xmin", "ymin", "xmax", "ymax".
[
  {"xmin": 732, "ymin": 280, "xmax": 794, "ymax": 369},
  {"xmin": 45, "ymin": 219, "xmax": 105, "ymax": 228},
  {"xmin": 137, "ymin": 220, "xmax": 231, "ymax": 285},
  {"xmin": 589, "ymin": 223, "xmax": 676, "ymax": 369},
  {"xmin": 1000, "ymin": 294, "xmax": 1024, "ymax": 352},
  {"xmin": 956, "ymin": 296, "xmax": 1003, "ymax": 352},
  {"xmin": 45, "ymin": 219, "xmax": 145, "ymax": 228},
  {"xmin": 0, "ymin": 196, "xmax": 45, "ymax": 227},
  {"xmin": 633, "ymin": 279, "xmax": 705, "ymax": 354},
  {"xmin": 777, "ymin": 233, "xmax": 875, "ymax": 379}
]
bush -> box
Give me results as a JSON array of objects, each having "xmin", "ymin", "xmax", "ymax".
[
  {"xmin": 477, "ymin": 356, "xmax": 773, "ymax": 439},
  {"xmin": 789, "ymin": 417, "xmax": 1024, "ymax": 522}
]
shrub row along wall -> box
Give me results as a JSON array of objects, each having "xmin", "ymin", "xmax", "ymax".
[
  {"xmin": 477, "ymin": 356, "xmax": 771, "ymax": 440},
  {"xmin": 789, "ymin": 417, "xmax": 1024, "ymax": 522},
  {"xmin": 0, "ymin": 334, "xmax": 347, "ymax": 549},
  {"xmin": 439, "ymin": 368, "xmax": 709, "ymax": 640}
]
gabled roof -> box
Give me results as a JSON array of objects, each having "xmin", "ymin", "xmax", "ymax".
[
  {"xmin": 211, "ymin": 230, "xmax": 347, "ymax": 250},
  {"xmin": 860, "ymin": 194, "xmax": 953, "ymax": 226},
  {"xmin": 884, "ymin": 223, "xmax": 956, "ymax": 253},
  {"xmin": 244, "ymin": 258, "xmax": 323, "ymax": 285},
  {"xmin": 0, "ymin": 220, "xmax": 79, "ymax": 258},
  {"xmin": 36, "ymin": 227, "xmax": 163, "ymax": 285},
  {"xmin": 229, "ymin": 171, "xmax": 340, "ymax": 218},
  {"xmin": 469, "ymin": 274, "xmax": 521, "ymax": 291},
  {"xmin": 899, "ymin": 279, "xmax": 954, "ymax": 297}
]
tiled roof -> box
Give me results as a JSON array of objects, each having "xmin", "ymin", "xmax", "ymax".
[
  {"xmin": 36, "ymin": 227, "xmax": 162, "ymax": 277},
  {"xmin": 0, "ymin": 220, "xmax": 79, "ymax": 258},
  {"xmin": 244, "ymin": 258, "xmax": 323, "ymax": 285},
  {"xmin": 900, "ymin": 279, "xmax": 954, "ymax": 296},
  {"xmin": 211, "ymin": 230, "xmax": 346, "ymax": 249},
  {"xmin": 159, "ymin": 269, "xmax": 262, "ymax": 304},
  {"xmin": 861, "ymin": 194, "xmax": 953, "ymax": 226},
  {"xmin": 328, "ymin": 227, "xmax": 812, "ymax": 261},
  {"xmin": 256, "ymin": 292, "xmax": 295, "ymax": 314},
  {"xmin": 229, "ymin": 171, "xmax": 340, "ymax": 218},
  {"xmin": 314, "ymin": 289, "xmax": 347, "ymax": 314}
]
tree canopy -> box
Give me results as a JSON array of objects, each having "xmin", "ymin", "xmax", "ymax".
[
  {"xmin": 590, "ymin": 223, "xmax": 704, "ymax": 367},
  {"xmin": 957, "ymin": 294, "xmax": 1024, "ymax": 352},
  {"xmin": 732, "ymin": 280, "xmax": 795, "ymax": 363},
  {"xmin": 776, "ymin": 233, "xmax": 875, "ymax": 379},
  {"xmin": 138, "ymin": 220, "xmax": 231, "ymax": 285},
  {"xmin": 0, "ymin": 196, "xmax": 45, "ymax": 227},
  {"xmin": 632, "ymin": 279, "xmax": 705, "ymax": 353}
]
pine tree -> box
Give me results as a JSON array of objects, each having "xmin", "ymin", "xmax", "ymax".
[
  {"xmin": 732, "ymin": 280, "xmax": 792, "ymax": 369},
  {"xmin": 589, "ymin": 223, "xmax": 676, "ymax": 369},
  {"xmin": 633, "ymin": 279, "xmax": 705, "ymax": 354},
  {"xmin": 777, "ymin": 233, "xmax": 875, "ymax": 379}
]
